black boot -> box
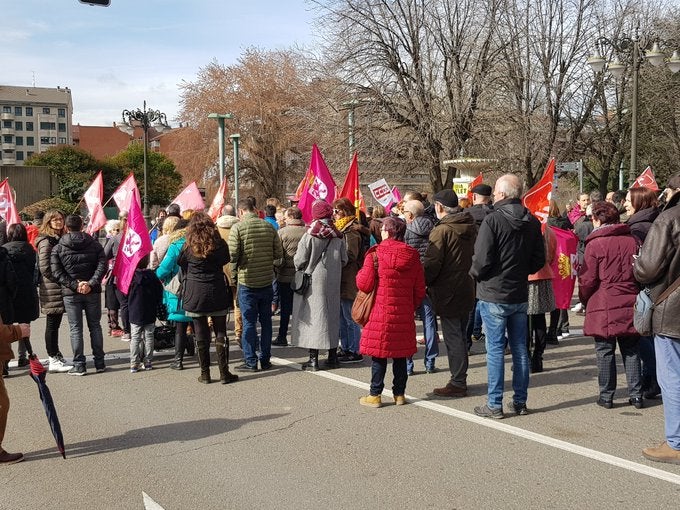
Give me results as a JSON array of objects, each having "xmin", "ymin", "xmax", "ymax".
[
  {"xmin": 170, "ymin": 326, "xmax": 185, "ymax": 370},
  {"xmin": 196, "ymin": 339, "xmax": 211, "ymax": 384},
  {"xmin": 216, "ymin": 337, "xmax": 238, "ymax": 384},
  {"xmin": 531, "ymin": 329, "xmax": 546, "ymax": 373},
  {"xmin": 185, "ymin": 334, "xmax": 196, "ymax": 357},
  {"xmin": 301, "ymin": 349, "xmax": 320, "ymax": 371},
  {"xmin": 545, "ymin": 326, "xmax": 559, "ymax": 346},
  {"xmin": 323, "ymin": 348, "xmax": 339, "ymax": 369}
]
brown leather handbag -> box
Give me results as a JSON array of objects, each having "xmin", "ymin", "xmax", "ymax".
[{"xmin": 351, "ymin": 252, "xmax": 378, "ymax": 326}]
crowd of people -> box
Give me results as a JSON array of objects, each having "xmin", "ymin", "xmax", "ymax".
[{"xmin": 1, "ymin": 173, "xmax": 680, "ymax": 467}]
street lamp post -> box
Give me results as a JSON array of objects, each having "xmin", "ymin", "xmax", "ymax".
[
  {"xmin": 207, "ymin": 113, "xmax": 234, "ymax": 183},
  {"xmin": 230, "ymin": 134, "xmax": 241, "ymax": 206},
  {"xmin": 588, "ymin": 28, "xmax": 680, "ymax": 185},
  {"xmin": 120, "ymin": 101, "xmax": 169, "ymax": 224}
]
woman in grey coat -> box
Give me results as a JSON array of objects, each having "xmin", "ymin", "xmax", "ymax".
[{"xmin": 290, "ymin": 200, "xmax": 347, "ymax": 371}]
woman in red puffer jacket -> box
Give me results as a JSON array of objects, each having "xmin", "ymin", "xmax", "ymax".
[
  {"xmin": 356, "ymin": 217, "xmax": 426, "ymax": 408},
  {"xmin": 578, "ymin": 201, "xmax": 642, "ymax": 410}
]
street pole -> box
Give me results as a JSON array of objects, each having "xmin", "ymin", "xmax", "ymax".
[
  {"xmin": 142, "ymin": 115, "xmax": 149, "ymax": 223},
  {"xmin": 208, "ymin": 113, "xmax": 233, "ymax": 184},
  {"xmin": 230, "ymin": 133, "xmax": 241, "ymax": 206},
  {"xmin": 630, "ymin": 30, "xmax": 639, "ymax": 186}
]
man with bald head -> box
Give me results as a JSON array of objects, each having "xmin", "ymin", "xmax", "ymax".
[{"xmin": 470, "ymin": 174, "xmax": 545, "ymax": 418}]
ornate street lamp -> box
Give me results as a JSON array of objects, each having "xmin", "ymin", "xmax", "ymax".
[
  {"xmin": 119, "ymin": 101, "xmax": 169, "ymax": 223},
  {"xmin": 588, "ymin": 27, "xmax": 680, "ymax": 185}
]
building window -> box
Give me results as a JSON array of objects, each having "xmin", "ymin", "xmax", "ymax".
[
  {"xmin": 14, "ymin": 107, "xmax": 22, "ymax": 116},
  {"xmin": 26, "ymin": 137, "xmax": 34, "ymax": 146},
  {"xmin": 15, "ymin": 121, "xmax": 22, "ymax": 131},
  {"xmin": 26, "ymin": 122, "xmax": 34, "ymax": 131},
  {"xmin": 40, "ymin": 136, "xmax": 56, "ymax": 144},
  {"xmin": 15, "ymin": 137, "xmax": 23, "ymax": 146},
  {"xmin": 42, "ymin": 107, "xmax": 50, "ymax": 114},
  {"xmin": 16, "ymin": 151, "xmax": 24, "ymax": 161},
  {"xmin": 58, "ymin": 137, "xmax": 67, "ymax": 144},
  {"xmin": 26, "ymin": 107, "xmax": 33, "ymax": 116},
  {"xmin": 40, "ymin": 122, "xmax": 56, "ymax": 130},
  {"xmin": 58, "ymin": 123, "xmax": 66, "ymax": 132},
  {"xmin": 2, "ymin": 120, "xmax": 12, "ymax": 129},
  {"xmin": 2, "ymin": 106, "xmax": 10, "ymax": 113},
  {"xmin": 58, "ymin": 108, "xmax": 66, "ymax": 117},
  {"xmin": 3, "ymin": 135, "xmax": 13, "ymax": 143}
]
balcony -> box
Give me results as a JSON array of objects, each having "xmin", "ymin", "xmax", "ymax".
[
  {"xmin": 1, "ymin": 142, "xmax": 15, "ymax": 151},
  {"xmin": 1, "ymin": 112, "xmax": 15, "ymax": 121},
  {"xmin": 1, "ymin": 154, "xmax": 16, "ymax": 165}
]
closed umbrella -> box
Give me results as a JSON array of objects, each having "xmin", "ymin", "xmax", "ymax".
[{"xmin": 28, "ymin": 355, "xmax": 66, "ymax": 459}]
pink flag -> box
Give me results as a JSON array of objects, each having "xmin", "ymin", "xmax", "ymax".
[
  {"xmin": 550, "ymin": 226, "xmax": 579, "ymax": 309},
  {"xmin": 386, "ymin": 185, "xmax": 402, "ymax": 212},
  {"xmin": 207, "ymin": 180, "xmax": 228, "ymax": 221},
  {"xmin": 298, "ymin": 145, "xmax": 337, "ymax": 223},
  {"xmin": 171, "ymin": 181, "xmax": 205, "ymax": 213},
  {"xmin": 84, "ymin": 171, "xmax": 108, "ymax": 235},
  {"xmin": 112, "ymin": 173, "xmax": 141, "ymax": 213},
  {"xmin": 0, "ymin": 179, "xmax": 20, "ymax": 227},
  {"xmin": 631, "ymin": 166, "xmax": 659, "ymax": 191},
  {"xmin": 111, "ymin": 195, "xmax": 152, "ymax": 295}
]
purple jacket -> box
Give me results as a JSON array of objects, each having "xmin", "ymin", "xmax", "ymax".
[{"xmin": 578, "ymin": 224, "xmax": 639, "ymax": 339}]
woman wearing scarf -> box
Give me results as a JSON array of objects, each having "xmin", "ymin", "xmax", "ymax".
[
  {"xmin": 290, "ymin": 200, "xmax": 347, "ymax": 370},
  {"xmin": 333, "ymin": 197, "xmax": 364, "ymax": 363}
]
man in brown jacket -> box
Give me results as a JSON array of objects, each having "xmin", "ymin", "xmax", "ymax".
[
  {"xmin": 423, "ymin": 189, "xmax": 477, "ymax": 398},
  {"xmin": 0, "ymin": 318, "xmax": 30, "ymax": 464}
]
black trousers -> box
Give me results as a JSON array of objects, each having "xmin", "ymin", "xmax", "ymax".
[{"xmin": 370, "ymin": 356, "xmax": 407, "ymax": 396}]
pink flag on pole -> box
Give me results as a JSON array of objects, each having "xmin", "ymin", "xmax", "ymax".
[
  {"xmin": 112, "ymin": 173, "xmax": 141, "ymax": 213},
  {"xmin": 298, "ymin": 145, "xmax": 337, "ymax": 223},
  {"xmin": 207, "ymin": 180, "xmax": 228, "ymax": 221},
  {"xmin": 0, "ymin": 179, "xmax": 20, "ymax": 227},
  {"xmin": 171, "ymin": 182, "xmax": 205, "ymax": 213},
  {"xmin": 84, "ymin": 171, "xmax": 108, "ymax": 235},
  {"xmin": 111, "ymin": 194, "xmax": 152, "ymax": 295},
  {"xmin": 550, "ymin": 226, "xmax": 579, "ymax": 309},
  {"xmin": 631, "ymin": 166, "xmax": 659, "ymax": 191}
]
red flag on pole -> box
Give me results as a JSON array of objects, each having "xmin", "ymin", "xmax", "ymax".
[
  {"xmin": 338, "ymin": 152, "xmax": 366, "ymax": 214},
  {"xmin": 111, "ymin": 195, "xmax": 152, "ymax": 295},
  {"xmin": 112, "ymin": 173, "xmax": 141, "ymax": 213},
  {"xmin": 522, "ymin": 158, "xmax": 555, "ymax": 224},
  {"xmin": 0, "ymin": 179, "xmax": 20, "ymax": 227},
  {"xmin": 83, "ymin": 171, "xmax": 108, "ymax": 235},
  {"xmin": 207, "ymin": 180, "xmax": 228, "ymax": 221},
  {"xmin": 466, "ymin": 173, "xmax": 484, "ymax": 201},
  {"xmin": 298, "ymin": 145, "xmax": 337, "ymax": 223},
  {"xmin": 631, "ymin": 166, "xmax": 659, "ymax": 191},
  {"xmin": 171, "ymin": 182, "xmax": 205, "ymax": 213}
]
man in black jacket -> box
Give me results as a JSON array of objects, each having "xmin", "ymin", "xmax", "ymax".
[
  {"xmin": 470, "ymin": 174, "xmax": 545, "ymax": 418},
  {"xmin": 51, "ymin": 215, "xmax": 107, "ymax": 376}
]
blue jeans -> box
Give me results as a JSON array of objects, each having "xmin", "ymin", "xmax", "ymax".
[
  {"xmin": 655, "ymin": 335, "xmax": 680, "ymax": 449},
  {"xmin": 478, "ymin": 300, "xmax": 529, "ymax": 409},
  {"xmin": 370, "ymin": 357, "xmax": 407, "ymax": 396},
  {"xmin": 238, "ymin": 284, "xmax": 274, "ymax": 367},
  {"xmin": 63, "ymin": 293, "xmax": 105, "ymax": 369},
  {"xmin": 339, "ymin": 298, "xmax": 361, "ymax": 354},
  {"xmin": 407, "ymin": 296, "xmax": 439, "ymax": 372}
]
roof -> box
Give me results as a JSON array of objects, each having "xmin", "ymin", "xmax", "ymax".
[{"xmin": 0, "ymin": 85, "xmax": 73, "ymax": 106}]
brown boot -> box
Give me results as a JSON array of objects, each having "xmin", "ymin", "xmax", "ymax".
[
  {"xmin": 0, "ymin": 449, "xmax": 24, "ymax": 464},
  {"xmin": 432, "ymin": 383, "xmax": 468, "ymax": 398},
  {"xmin": 216, "ymin": 337, "xmax": 238, "ymax": 384},
  {"xmin": 642, "ymin": 442, "xmax": 680, "ymax": 465}
]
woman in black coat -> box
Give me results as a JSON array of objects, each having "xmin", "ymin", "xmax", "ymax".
[
  {"xmin": 4, "ymin": 223, "xmax": 39, "ymax": 366},
  {"xmin": 625, "ymin": 187, "xmax": 661, "ymax": 399},
  {"xmin": 177, "ymin": 212, "xmax": 237, "ymax": 385}
]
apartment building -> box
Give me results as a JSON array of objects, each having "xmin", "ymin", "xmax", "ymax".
[{"xmin": 0, "ymin": 85, "xmax": 74, "ymax": 166}]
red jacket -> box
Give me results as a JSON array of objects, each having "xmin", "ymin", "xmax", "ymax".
[
  {"xmin": 357, "ymin": 239, "xmax": 426, "ymax": 358},
  {"xmin": 578, "ymin": 224, "xmax": 640, "ymax": 339}
]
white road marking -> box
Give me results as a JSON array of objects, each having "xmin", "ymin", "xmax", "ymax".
[
  {"xmin": 270, "ymin": 356, "xmax": 680, "ymax": 486},
  {"xmin": 142, "ymin": 491, "xmax": 165, "ymax": 510}
]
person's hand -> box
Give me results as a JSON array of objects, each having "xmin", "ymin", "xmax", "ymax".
[
  {"xmin": 77, "ymin": 281, "xmax": 91, "ymax": 294},
  {"xmin": 18, "ymin": 323, "xmax": 30, "ymax": 338}
]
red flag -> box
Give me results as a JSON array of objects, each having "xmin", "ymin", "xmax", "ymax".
[
  {"xmin": 338, "ymin": 153, "xmax": 366, "ymax": 214},
  {"xmin": 112, "ymin": 173, "xmax": 141, "ymax": 213},
  {"xmin": 294, "ymin": 166, "xmax": 313, "ymax": 201},
  {"xmin": 550, "ymin": 226, "xmax": 579, "ymax": 309},
  {"xmin": 111, "ymin": 195, "xmax": 152, "ymax": 294},
  {"xmin": 466, "ymin": 173, "xmax": 484, "ymax": 201},
  {"xmin": 0, "ymin": 179, "xmax": 20, "ymax": 227},
  {"xmin": 522, "ymin": 158, "xmax": 555, "ymax": 224},
  {"xmin": 298, "ymin": 145, "xmax": 337, "ymax": 223},
  {"xmin": 171, "ymin": 181, "xmax": 205, "ymax": 213},
  {"xmin": 631, "ymin": 166, "xmax": 659, "ymax": 191},
  {"xmin": 207, "ymin": 180, "xmax": 228, "ymax": 221},
  {"xmin": 83, "ymin": 171, "xmax": 108, "ymax": 235}
]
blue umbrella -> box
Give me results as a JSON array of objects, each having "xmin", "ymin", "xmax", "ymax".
[{"xmin": 29, "ymin": 355, "xmax": 66, "ymax": 459}]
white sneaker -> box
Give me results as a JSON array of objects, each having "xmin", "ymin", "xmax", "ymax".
[
  {"xmin": 558, "ymin": 332, "xmax": 571, "ymax": 340},
  {"xmin": 48, "ymin": 356, "xmax": 73, "ymax": 373},
  {"xmin": 570, "ymin": 303, "xmax": 583, "ymax": 313},
  {"xmin": 121, "ymin": 333, "xmax": 131, "ymax": 342}
]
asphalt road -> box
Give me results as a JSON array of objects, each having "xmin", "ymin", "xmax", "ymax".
[{"xmin": 1, "ymin": 309, "xmax": 679, "ymax": 509}]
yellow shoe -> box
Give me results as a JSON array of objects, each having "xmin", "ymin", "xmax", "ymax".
[
  {"xmin": 359, "ymin": 395, "xmax": 382, "ymax": 408},
  {"xmin": 394, "ymin": 395, "xmax": 407, "ymax": 406}
]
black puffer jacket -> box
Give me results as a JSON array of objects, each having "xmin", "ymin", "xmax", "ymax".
[
  {"xmin": 36, "ymin": 234, "xmax": 65, "ymax": 314},
  {"xmin": 4, "ymin": 241, "xmax": 39, "ymax": 323},
  {"xmin": 51, "ymin": 232, "xmax": 107, "ymax": 295},
  {"xmin": 178, "ymin": 239, "xmax": 231, "ymax": 314},
  {"xmin": 468, "ymin": 204, "xmax": 494, "ymax": 227},
  {"xmin": 470, "ymin": 198, "xmax": 545, "ymax": 304},
  {"xmin": 404, "ymin": 215, "xmax": 434, "ymax": 263},
  {"xmin": 0, "ymin": 246, "xmax": 17, "ymax": 323},
  {"xmin": 627, "ymin": 206, "xmax": 659, "ymax": 244}
]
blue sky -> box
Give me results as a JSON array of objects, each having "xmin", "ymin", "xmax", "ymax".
[{"xmin": 3, "ymin": 0, "xmax": 318, "ymax": 126}]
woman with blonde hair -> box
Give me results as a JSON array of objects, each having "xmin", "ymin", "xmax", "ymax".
[{"xmin": 149, "ymin": 215, "xmax": 179, "ymax": 269}]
